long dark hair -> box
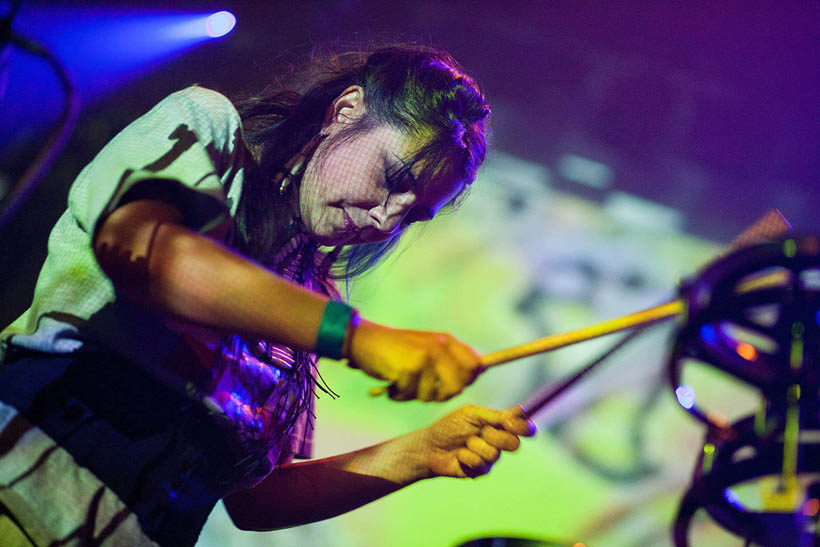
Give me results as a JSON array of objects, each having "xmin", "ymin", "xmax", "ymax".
[
  {"xmin": 234, "ymin": 43, "xmax": 491, "ymax": 280},
  {"xmin": 219, "ymin": 45, "xmax": 491, "ymax": 463}
]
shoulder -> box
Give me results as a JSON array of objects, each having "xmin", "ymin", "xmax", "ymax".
[
  {"xmin": 171, "ymin": 86, "xmax": 238, "ymax": 115},
  {"xmin": 152, "ymin": 86, "xmax": 242, "ymax": 139}
]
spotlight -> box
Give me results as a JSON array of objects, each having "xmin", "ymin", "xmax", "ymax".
[{"xmin": 206, "ymin": 11, "xmax": 235, "ymax": 38}]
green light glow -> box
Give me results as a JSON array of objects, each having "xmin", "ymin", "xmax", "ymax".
[
  {"xmin": 702, "ymin": 443, "xmax": 715, "ymax": 474},
  {"xmin": 754, "ymin": 393, "xmax": 770, "ymax": 436},
  {"xmin": 791, "ymin": 322, "xmax": 805, "ymax": 370},
  {"xmin": 782, "ymin": 399, "xmax": 800, "ymax": 485},
  {"xmin": 783, "ymin": 239, "xmax": 797, "ymax": 258}
]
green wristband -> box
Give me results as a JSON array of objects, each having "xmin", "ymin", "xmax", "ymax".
[{"xmin": 316, "ymin": 301, "xmax": 359, "ymax": 359}]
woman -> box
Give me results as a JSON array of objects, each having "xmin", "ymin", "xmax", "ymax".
[{"xmin": 0, "ymin": 45, "xmax": 534, "ymax": 546}]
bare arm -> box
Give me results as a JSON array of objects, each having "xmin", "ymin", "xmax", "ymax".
[
  {"xmin": 223, "ymin": 406, "xmax": 536, "ymax": 531},
  {"xmin": 93, "ymin": 198, "xmax": 328, "ymax": 351},
  {"xmin": 92, "ymin": 198, "xmax": 483, "ymax": 400}
]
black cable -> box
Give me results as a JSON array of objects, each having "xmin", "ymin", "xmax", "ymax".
[
  {"xmin": 0, "ymin": 30, "xmax": 79, "ymax": 231},
  {"xmin": 0, "ymin": 0, "xmax": 23, "ymax": 103}
]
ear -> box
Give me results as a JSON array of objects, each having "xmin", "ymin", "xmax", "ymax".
[{"xmin": 320, "ymin": 85, "xmax": 365, "ymax": 135}]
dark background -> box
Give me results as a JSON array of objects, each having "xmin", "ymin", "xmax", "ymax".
[{"xmin": 2, "ymin": 1, "xmax": 819, "ymax": 325}]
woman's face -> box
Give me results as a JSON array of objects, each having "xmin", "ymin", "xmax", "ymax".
[{"xmin": 297, "ymin": 124, "xmax": 464, "ymax": 246}]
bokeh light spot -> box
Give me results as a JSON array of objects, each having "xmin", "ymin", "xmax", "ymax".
[
  {"xmin": 700, "ymin": 324, "xmax": 717, "ymax": 344},
  {"xmin": 783, "ymin": 239, "xmax": 797, "ymax": 258},
  {"xmin": 736, "ymin": 342, "xmax": 757, "ymax": 361},
  {"xmin": 675, "ymin": 385, "xmax": 696, "ymax": 410}
]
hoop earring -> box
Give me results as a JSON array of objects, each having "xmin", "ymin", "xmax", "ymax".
[{"xmin": 274, "ymin": 134, "xmax": 327, "ymax": 196}]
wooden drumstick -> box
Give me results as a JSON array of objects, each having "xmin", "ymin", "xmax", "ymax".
[
  {"xmin": 366, "ymin": 301, "xmax": 683, "ymax": 397},
  {"xmin": 367, "ymin": 266, "xmax": 792, "ymax": 396},
  {"xmin": 366, "ymin": 209, "xmax": 792, "ymax": 398},
  {"xmin": 480, "ymin": 300, "xmax": 683, "ymax": 367},
  {"xmin": 482, "ymin": 265, "xmax": 792, "ymax": 368}
]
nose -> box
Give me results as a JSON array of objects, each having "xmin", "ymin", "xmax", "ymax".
[{"xmin": 367, "ymin": 193, "xmax": 416, "ymax": 234}]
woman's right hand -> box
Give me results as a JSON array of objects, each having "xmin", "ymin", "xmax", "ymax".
[{"xmin": 346, "ymin": 318, "xmax": 485, "ymax": 402}]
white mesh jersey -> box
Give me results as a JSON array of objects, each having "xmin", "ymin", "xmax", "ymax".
[
  {"xmin": 0, "ymin": 87, "xmax": 317, "ymax": 545},
  {"xmin": 2, "ymin": 86, "xmax": 244, "ymax": 368}
]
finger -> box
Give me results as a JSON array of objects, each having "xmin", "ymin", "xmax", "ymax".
[
  {"xmin": 417, "ymin": 367, "xmax": 438, "ymax": 402},
  {"xmin": 447, "ymin": 338, "xmax": 483, "ymax": 377},
  {"xmin": 430, "ymin": 338, "xmax": 481, "ymax": 401},
  {"xmin": 368, "ymin": 386, "xmax": 388, "ymax": 397},
  {"xmin": 459, "ymin": 405, "xmax": 509, "ymax": 428},
  {"xmin": 503, "ymin": 406, "xmax": 538, "ymax": 436},
  {"xmin": 446, "ymin": 343, "xmax": 483, "ymax": 394},
  {"xmin": 389, "ymin": 369, "xmax": 421, "ymax": 401},
  {"xmin": 434, "ymin": 364, "xmax": 468, "ymax": 401},
  {"xmin": 455, "ymin": 448, "xmax": 491, "ymax": 478},
  {"xmin": 467, "ymin": 436, "xmax": 500, "ymax": 464},
  {"xmin": 455, "ymin": 447, "xmax": 484, "ymax": 469},
  {"xmin": 387, "ymin": 382, "xmax": 414, "ymax": 402},
  {"xmin": 480, "ymin": 425, "xmax": 521, "ymax": 452}
]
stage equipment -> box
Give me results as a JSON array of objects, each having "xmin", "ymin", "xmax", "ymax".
[{"xmin": 670, "ymin": 233, "xmax": 820, "ymax": 546}]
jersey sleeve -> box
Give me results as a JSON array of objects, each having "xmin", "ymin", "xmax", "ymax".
[{"xmin": 68, "ymin": 86, "xmax": 246, "ymax": 236}]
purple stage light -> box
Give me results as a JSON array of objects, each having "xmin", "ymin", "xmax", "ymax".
[{"xmin": 206, "ymin": 11, "xmax": 235, "ymax": 38}]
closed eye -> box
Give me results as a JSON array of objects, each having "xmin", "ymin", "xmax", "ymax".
[
  {"xmin": 386, "ymin": 154, "xmax": 419, "ymax": 194},
  {"xmin": 385, "ymin": 167, "xmax": 416, "ymax": 194}
]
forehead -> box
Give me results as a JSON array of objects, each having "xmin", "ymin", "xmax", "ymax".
[
  {"xmin": 358, "ymin": 124, "xmax": 418, "ymax": 157},
  {"xmin": 382, "ymin": 125, "xmax": 463, "ymax": 184}
]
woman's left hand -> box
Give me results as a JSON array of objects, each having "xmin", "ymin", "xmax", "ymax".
[
  {"xmin": 415, "ymin": 405, "xmax": 536, "ymax": 479},
  {"xmin": 346, "ymin": 319, "xmax": 484, "ymax": 401}
]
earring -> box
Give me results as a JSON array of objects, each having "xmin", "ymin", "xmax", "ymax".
[{"xmin": 274, "ymin": 134, "xmax": 327, "ymax": 195}]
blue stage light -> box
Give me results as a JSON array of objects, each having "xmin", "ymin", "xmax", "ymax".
[
  {"xmin": 206, "ymin": 11, "xmax": 235, "ymax": 38},
  {"xmin": 0, "ymin": 6, "xmax": 238, "ymax": 150}
]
